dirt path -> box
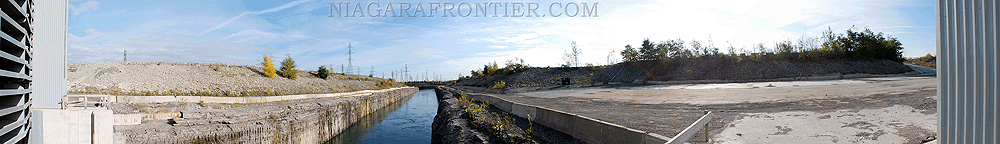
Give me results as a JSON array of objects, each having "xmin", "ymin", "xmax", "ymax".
[{"xmin": 456, "ymin": 76, "xmax": 938, "ymax": 143}]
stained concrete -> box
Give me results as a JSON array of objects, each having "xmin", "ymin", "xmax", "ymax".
[
  {"xmin": 715, "ymin": 105, "xmax": 937, "ymax": 143},
  {"xmin": 114, "ymin": 87, "xmax": 417, "ymax": 143},
  {"xmin": 517, "ymin": 76, "xmax": 935, "ymax": 105}
]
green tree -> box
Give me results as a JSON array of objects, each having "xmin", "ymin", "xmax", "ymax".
[
  {"xmin": 279, "ymin": 54, "xmax": 298, "ymax": 79},
  {"xmin": 659, "ymin": 39, "xmax": 686, "ymax": 59},
  {"xmin": 638, "ymin": 38, "xmax": 659, "ymax": 60},
  {"xmin": 838, "ymin": 28, "xmax": 904, "ymax": 62},
  {"xmin": 621, "ymin": 45, "xmax": 639, "ymax": 62},
  {"xmin": 821, "ymin": 27, "xmax": 844, "ymax": 58},
  {"xmin": 317, "ymin": 65, "xmax": 329, "ymax": 79}
]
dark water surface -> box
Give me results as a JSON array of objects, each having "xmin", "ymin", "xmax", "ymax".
[{"xmin": 326, "ymin": 89, "xmax": 438, "ymax": 144}]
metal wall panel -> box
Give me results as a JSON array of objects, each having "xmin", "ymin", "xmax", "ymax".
[
  {"xmin": 937, "ymin": 0, "xmax": 1000, "ymax": 143},
  {"xmin": 30, "ymin": 0, "xmax": 65, "ymax": 109},
  {"xmin": 0, "ymin": 0, "xmax": 33, "ymax": 143}
]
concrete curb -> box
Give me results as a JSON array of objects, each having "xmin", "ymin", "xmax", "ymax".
[
  {"xmin": 69, "ymin": 87, "xmax": 413, "ymax": 104},
  {"xmin": 444, "ymin": 87, "xmax": 670, "ymax": 144}
]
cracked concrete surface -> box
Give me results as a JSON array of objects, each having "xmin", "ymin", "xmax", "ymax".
[{"xmin": 716, "ymin": 105, "xmax": 936, "ymax": 144}]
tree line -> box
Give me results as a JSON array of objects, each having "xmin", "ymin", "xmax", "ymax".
[{"xmin": 620, "ymin": 27, "xmax": 906, "ymax": 63}]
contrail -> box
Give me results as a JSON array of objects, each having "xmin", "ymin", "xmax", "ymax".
[{"xmin": 199, "ymin": 0, "xmax": 312, "ymax": 36}]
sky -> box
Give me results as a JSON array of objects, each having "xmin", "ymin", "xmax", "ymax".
[{"xmin": 67, "ymin": 0, "xmax": 936, "ymax": 81}]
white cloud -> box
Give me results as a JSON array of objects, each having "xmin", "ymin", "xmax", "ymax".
[
  {"xmin": 69, "ymin": 0, "xmax": 99, "ymax": 16},
  {"xmin": 200, "ymin": 0, "xmax": 313, "ymax": 36},
  {"xmin": 68, "ymin": 29, "xmax": 268, "ymax": 64}
]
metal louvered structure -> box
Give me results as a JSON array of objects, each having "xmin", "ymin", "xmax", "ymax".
[
  {"xmin": 936, "ymin": 0, "xmax": 999, "ymax": 143},
  {"xmin": 0, "ymin": 0, "xmax": 32, "ymax": 143}
]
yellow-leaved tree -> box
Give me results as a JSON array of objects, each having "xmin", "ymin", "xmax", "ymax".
[{"xmin": 261, "ymin": 54, "xmax": 276, "ymax": 78}]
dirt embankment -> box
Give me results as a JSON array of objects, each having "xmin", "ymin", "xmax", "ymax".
[
  {"xmin": 431, "ymin": 86, "xmax": 583, "ymax": 144},
  {"xmin": 455, "ymin": 59, "xmax": 911, "ymax": 90},
  {"xmin": 68, "ymin": 62, "xmax": 401, "ymax": 96}
]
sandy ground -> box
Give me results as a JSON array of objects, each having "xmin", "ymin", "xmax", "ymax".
[{"xmin": 456, "ymin": 68, "xmax": 938, "ymax": 143}]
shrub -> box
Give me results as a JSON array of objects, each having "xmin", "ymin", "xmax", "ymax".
[
  {"xmin": 917, "ymin": 54, "xmax": 935, "ymax": 63},
  {"xmin": 317, "ymin": 65, "xmax": 329, "ymax": 79},
  {"xmin": 490, "ymin": 80, "xmax": 506, "ymax": 90},
  {"xmin": 376, "ymin": 79, "xmax": 400, "ymax": 89},
  {"xmin": 279, "ymin": 54, "xmax": 297, "ymax": 79},
  {"xmin": 504, "ymin": 57, "xmax": 529, "ymax": 73},
  {"xmin": 261, "ymin": 54, "xmax": 276, "ymax": 78}
]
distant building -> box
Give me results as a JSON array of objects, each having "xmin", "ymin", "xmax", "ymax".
[{"xmin": 0, "ymin": 0, "xmax": 38, "ymax": 143}]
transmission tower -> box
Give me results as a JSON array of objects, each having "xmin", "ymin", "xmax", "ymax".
[
  {"xmin": 345, "ymin": 43, "xmax": 355, "ymax": 75},
  {"xmin": 403, "ymin": 64, "xmax": 409, "ymax": 82}
]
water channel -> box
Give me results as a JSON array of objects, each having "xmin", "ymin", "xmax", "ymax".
[{"xmin": 326, "ymin": 89, "xmax": 438, "ymax": 143}]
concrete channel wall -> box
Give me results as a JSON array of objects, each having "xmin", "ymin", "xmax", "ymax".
[
  {"xmin": 441, "ymin": 87, "xmax": 671, "ymax": 144},
  {"xmin": 118, "ymin": 87, "xmax": 418, "ymax": 144}
]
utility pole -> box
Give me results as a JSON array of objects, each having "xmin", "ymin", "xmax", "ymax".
[{"xmin": 345, "ymin": 43, "xmax": 354, "ymax": 75}]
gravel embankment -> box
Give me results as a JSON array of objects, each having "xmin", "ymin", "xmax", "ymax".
[
  {"xmin": 456, "ymin": 59, "xmax": 911, "ymax": 90},
  {"xmin": 455, "ymin": 63, "xmax": 646, "ymax": 90},
  {"xmin": 657, "ymin": 59, "xmax": 911, "ymax": 81},
  {"xmin": 68, "ymin": 62, "xmax": 400, "ymax": 96}
]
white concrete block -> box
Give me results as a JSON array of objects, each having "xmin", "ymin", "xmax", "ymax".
[{"xmin": 29, "ymin": 108, "xmax": 113, "ymax": 144}]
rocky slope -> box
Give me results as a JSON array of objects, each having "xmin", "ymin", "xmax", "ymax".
[
  {"xmin": 68, "ymin": 62, "xmax": 401, "ymax": 96},
  {"xmin": 455, "ymin": 59, "xmax": 912, "ymax": 90}
]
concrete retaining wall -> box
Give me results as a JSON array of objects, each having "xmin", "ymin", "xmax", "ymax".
[
  {"xmin": 444, "ymin": 87, "xmax": 670, "ymax": 144},
  {"xmin": 117, "ymin": 87, "xmax": 418, "ymax": 144}
]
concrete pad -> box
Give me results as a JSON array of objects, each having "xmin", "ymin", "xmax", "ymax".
[
  {"xmin": 517, "ymin": 76, "xmax": 935, "ymax": 105},
  {"xmin": 715, "ymin": 105, "xmax": 936, "ymax": 143}
]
